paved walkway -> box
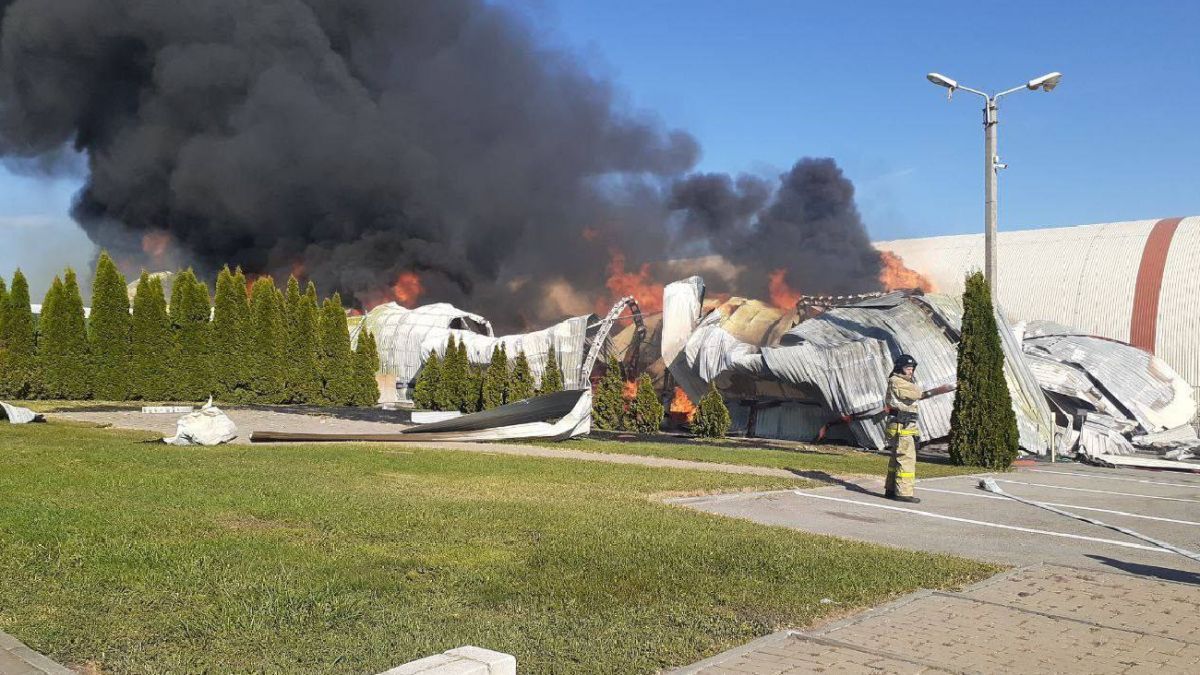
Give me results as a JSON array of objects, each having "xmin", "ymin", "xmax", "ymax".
[
  {"xmin": 0, "ymin": 631, "xmax": 71, "ymax": 675},
  {"xmin": 51, "ymin": 409, "xmax": 802, "ymax": 478},
  {"xmin": 670, "ymin": 563, "xmax": 1200, "ymax": 674}
]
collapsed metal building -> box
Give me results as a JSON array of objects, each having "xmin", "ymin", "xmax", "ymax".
[
  {"xmin": 349, "ymin": 298, "xmax": 643, "ymax": 404},
  {"xmin": 661, "ymin": 276, "xmax": 1198, "ymax": 460}
]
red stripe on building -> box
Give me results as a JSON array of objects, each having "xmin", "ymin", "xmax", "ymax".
[{"xmin": 1129, "ymin": 217, "xmax": 1183, "ymax": 354}]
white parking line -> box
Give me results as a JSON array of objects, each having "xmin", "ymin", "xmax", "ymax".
[
  {"xmin": 994, "ymin": 479, "xmax": 1200, "ymax": 504},
  {"xmin": 1027, "ymin": 469, "xmax": 1200, "ymax": 490},
  {"xmin": 919, "ymin": 486, "xmax": 1200, "ymax": 527},
  {"xmin": 789, "ymin": 490, "xmax": 1166, "ymax": 553}
]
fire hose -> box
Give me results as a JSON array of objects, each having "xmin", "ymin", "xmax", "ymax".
[{"xmin": 978, "ymin": 477, "xmax": 1200, "ymax": 564}]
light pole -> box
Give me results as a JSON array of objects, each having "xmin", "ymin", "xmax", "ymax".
[{"xmin": 926, "ymin": 71, "xmax": 1062, "ymax": 297}]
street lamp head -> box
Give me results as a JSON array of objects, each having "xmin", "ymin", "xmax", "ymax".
[
  {"xmin": 926, "ymin": 72, "xmax": 958, "ymax": 90},
  {"xmin": 1026, "ymin": 72, "xmax": 1062, "ymax": 92}
]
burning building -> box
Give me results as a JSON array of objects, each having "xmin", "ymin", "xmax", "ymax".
[{"xmin": 660, "ymin": 275, "xmax": 1197, "ymax": 461}]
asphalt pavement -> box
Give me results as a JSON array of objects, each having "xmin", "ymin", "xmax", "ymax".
[{"xmin": 671, "ymin": 462, "xmax": 1200, "ymax": 581}]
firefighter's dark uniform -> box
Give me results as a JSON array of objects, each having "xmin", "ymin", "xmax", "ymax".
[{"xmin": 885, "ymin": 372, "xmax": 923, "ymax": 498}]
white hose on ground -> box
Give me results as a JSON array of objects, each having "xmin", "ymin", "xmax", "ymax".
[{"xmin": 978, "ymin": 477, "xmax": 1200, "ymax": 564}]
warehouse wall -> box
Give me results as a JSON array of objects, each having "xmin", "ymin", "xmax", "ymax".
[{"xmin": 876, "ymin": 216, "xmax": 1200, "ymax": 390}]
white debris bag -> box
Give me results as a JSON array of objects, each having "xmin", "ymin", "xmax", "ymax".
[
  {"xmin": 164, "ymin": 398, "xmax": 237, "ymax": 446},
  {"xmin": 1, "ymin": 401, "xmax": 40, "ymax": 424}
]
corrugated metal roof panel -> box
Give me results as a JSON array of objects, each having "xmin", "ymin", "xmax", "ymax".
[{"xmin": 1156, "ymin": 216, "xmax": 1200, "ymax": 389}]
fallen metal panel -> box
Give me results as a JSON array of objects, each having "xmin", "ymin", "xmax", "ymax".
[
  {"xmin": 250, "ymin": 389, "xmax": 591, "ymax": 443},
  {"xmin": 1, "ymin": 401, "xmax": 41, "ymax": 424},
  {"xmin": 401, "ymin": 389, "xmax": 584, "ymax": 433},
  {"xmin": 1086, "ymin": 454, "xmax": 1200, "ymax": 473}
]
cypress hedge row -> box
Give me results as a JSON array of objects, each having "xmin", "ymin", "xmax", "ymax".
[
  {"xmin": 412, "ymin": 339, "xmax": 568, "ymax": 413},
  {"xmin": 0, "ymin": 259, "xmax": 378, "ymax": 406}
]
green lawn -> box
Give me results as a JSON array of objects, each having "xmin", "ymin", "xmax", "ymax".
[
  {"xmin": 552, "ymin": 437, "xmax": 986, "ymax": 479},
  {"xmin": 0, "ymin": 423, "xmax": 998, "ymax": 674}
]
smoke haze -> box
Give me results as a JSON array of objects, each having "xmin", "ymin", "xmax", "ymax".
[{"xmin": 0, "ymin": 0, "xmax": 885, "ymax": 329}]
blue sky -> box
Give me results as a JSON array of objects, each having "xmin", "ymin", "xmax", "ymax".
[{"xmin": 3, "ymin": 0, "xmax": 1199, "ymax": 294}]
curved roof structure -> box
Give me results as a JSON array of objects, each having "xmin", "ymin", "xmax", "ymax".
[{"xmin": 876, "ymin": 216, "xmax": 1200, "ymax": 390}]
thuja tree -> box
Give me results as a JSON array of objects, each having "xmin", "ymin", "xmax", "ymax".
[
  {"xmin": 592, "ymin": 356, "xmax": 627, "ymax": 431},
  {"xmin": 463, "ymin": 364, "xmax": 484, "ymax": 413},
  {"xmin": 481, "ymin": 345, "xmax": 508, "ymax": 409},
  {"xmin": 627, "ymin": 373, "xmax": 663, "ymax": 434},
  {"xmin": 130, "ymin": 273, "xmax": 173, "ymax": 400},
  {"xmin": 0, "ymin": 270, "xmax": 39, "ymax": 398},
  {"xmin": 285, "ymin": 282, "xmax": 324, "ymax": 404},
  {"xmin": 949, "ymin": 271, "xmax": 1020, "ymax": 469},
  {"xmin": 508, "ymin": 350, "xmax": 535, "ymax": 402},
  {"xmin": 318, "ymin": 293, "xmax": 357, "ymax": 406},
  {"xmin": 352, "ymin": 329, "xmax": 381, "ymax": 407},
  {"xmin": 436, "ymin": 335, "xmax": 464, "ymax": 411},
  {"xmin": 170, "ymin": 269, "xmax": 213, "ymax": 401},
  {"xmin": 0, "ymin": 274, "xmax": 7, "ymax": 334},
  {"xmin": 692, "ymin": 382, "xmax": 732, "ymax": 439},
  {"xmin": 212, "ymin": 266, "xmax": 251, "ymax": 401},
  {"xmin": 247, "ymin": 276, "xmax": 286, "ymax": 403},
  {"xmin": 413, "ymin": 349, "xmax": 441, "ymax": 409},
  {"xmin": 88, "ymin": 253, "xmax": 131, "ymax": 400},
  {"xmin": 40, "ymin": 270, "xmax": 91, "ymax": 400},
  {"xmin": 539, "ymin": 348, "xmax": 564, "ymax": 394}
]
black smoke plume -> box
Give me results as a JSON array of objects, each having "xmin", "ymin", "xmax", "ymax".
[
  {"xmin": 0, "ymin": 0, "xmax": 883, "ymax": 329},
  {"xmin": 670, "ymin": 159, "xmax": 881, "ymax": 299}
]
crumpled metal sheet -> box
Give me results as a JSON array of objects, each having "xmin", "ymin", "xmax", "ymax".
[
  {"xmin": 1022, "ymin": 327, "xmax": 1195, "ymax": 433},
  {"xmin": 351, "ymin": 301, "xmax": 592, "ymax": 400},
  {"xmin": 1076, "ymin": 414, "xmax": 1137, "ymax": 458},
  {"xmin": 662, "ymin": 279, "xmax": 1055, "ymax": 454},
  {"xmin": 1, "ymin": 401, "xmax": 39, "ymax": 424}
]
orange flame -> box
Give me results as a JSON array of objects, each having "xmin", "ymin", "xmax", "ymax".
[
  {"xmin": 141, "ymin": 231, "xmax": 171, "ymax": 265},
  {"xmin": 622, "ymin": 380, "xmax": 638, "ymax": 400},
  {"xmin": 392, "ymin": 272, "xmax": 424, "ymax": 306},
  {"xmin": 669, "ymin": 387, "xmax": 697, "ymax": 423},
  {"xmin": 290, "ymin": 260, "xmax": 307, "ymax": 280},
  {"xmin": 768, "ymin": 269, "xmax": 802, "ymax": 309},
  {"xmin": 602, "ymin": 250, "xmax": 663, "ymax": 314},
  {"xmin": 581, "ymin": 227, "xmax": 599, "ymax": 242},
  {"xmin": 879, "ymin": 251, "xmax": 934, "ymax": 292}
]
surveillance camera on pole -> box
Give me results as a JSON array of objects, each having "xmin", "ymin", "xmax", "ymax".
[{"xmin": 924, "ymin": 71, "xmax": 1062, "ymax": 297}]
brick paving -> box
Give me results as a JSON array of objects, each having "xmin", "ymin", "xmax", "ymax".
[{"xmin": 672, "ymin": 563, "xmax": 1200, "ymax": 674}]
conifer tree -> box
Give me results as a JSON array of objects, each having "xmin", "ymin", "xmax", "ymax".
[
  {"xmin": 212, "ymin": 266, "xmax": 250, "ymax": 400},
  {"xmin": 463, "ymin": 364, "xmax": 484, "ymax": 413},
  {"xmin": 40, "ymin": 270, "xmax": 91, "ymax": 399},
  {"xmin": 692, "ymin": 382, "xmax": 732, "ymax": 438},
  {"xmin": 247, "ymin": 276, "xmax": 285, "ymax": 402},
  {"xmin": 285, "ymin": 285, "xmax": 323, "ymax": 404},
  {"xmin": 281, "ymin": 276, "xmax": 316, "ymax": 404},
  {"xmin": 89, "ymin": 253, "xmax": 131, "ymax": 400},
  {"xmin": 0, "ymin": 270, "xmax": 39, "ymax": 398},
  {"xmin": 539, "ymin": 348, "xmax": 564, "ymax": 394},
  {"xmin": 949, "ymin": 271, "xmax": 1020, "ymax": 469},
  {"xmin": 592, "ymin": 356, "xmax": 627, "ymax": 431},
  {"xmin": 130, "ymin": 273, "xmax": 172, "ymax": 400},
  {"xmin": 352, "ymin": 329, "xmax": 381, "ymax": 406},
  {"xmin": 482, "ymin": 345, "xmax": 508, "ymax": 409},
  {"xmin": 169, "ymin": 269, "xmax": 213, "ymax": 401},
  {"xmin": 508, "ymin": 349, "xmax": 535, "ymax": 402},
  {"xmin": 455, "ymin": 337, "xmax": 472, "ymax": 410},
  {"xmin": 317, "ymin": 293, "xmax": 356, "ymax": 405},
  {"xmin": 413, "ymin": 349, "xmax": 441, "ymax": 409},
  {"xmin": 628, "ymin": 373, "xmax": 664, "ymax": 434},
  {"xmin": 435, "ymin": 335, "xmax": 462, "ymax": 411},
  {"xmin": 0, "ymin": 275, "xmax": 8, "ymax": 338}
]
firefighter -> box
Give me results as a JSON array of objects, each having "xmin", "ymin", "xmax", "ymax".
[{"xmin": 885, "ymin": 354, "xmax": 922, "ymax": 503}]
